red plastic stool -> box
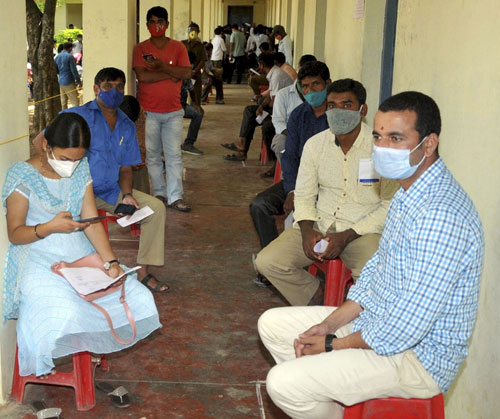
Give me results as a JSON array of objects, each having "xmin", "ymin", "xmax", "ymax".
[
  {"xmin": 11, "ymin": 346, "xmax": 108, "ymax": 411},
  {"xmin": 260, "ymin": 139, "xmax": 268, "ymax": 165},
  {"xmin": 273, "ymin": 160, "xmax": 282, "ymax": 184},
  {"xmin": 98, "ymin": 209, "xmax": 141, "ymax": 238},
  {"xmin": 343, "ymin": 393, "xmax": 445, "ymax": 418},
  {"xmin": 308, "ymin": 259, "xmax": 353, "ymax": 306}
]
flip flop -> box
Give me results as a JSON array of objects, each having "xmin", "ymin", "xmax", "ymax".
[
  {"xmin": 223, "ymin": 153, "xmax": 246, "ymax": 161},
  {"xmin": 141, "ymin": 273, "xmax": 170, "ymax": 294},
  {"xmin": 168, "ymin": 199, "xmax": 192, "ymax": 212},
  {"xmin": 32, "ymin": 400, "xmax": 62, "ymax": 419},
  {"xmin": 95, "ymin": 381, "xmax": 131, "ymax": 409},
  {"xmin": 220, "ymin": 142, "xmax": 244, "ymax": 152}
]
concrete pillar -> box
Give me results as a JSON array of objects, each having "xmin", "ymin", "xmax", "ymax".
[
  {"xmin": 202, "ymin": 0, "xmax": 212, "ymax": 41},
  {"xmin": 0, "ymin": 1, "xmax": 29, "ymax": 404},
  {"xmin": 290, "ymin": 0, "xmax": 305, "ymax": 68},
  {"xmin": 82, "ymin": 0, "xmax": 137, "ymax": 101},
  {"xmin": 171, "ymin": 0, "xmax": 190, "ymax": 41},
  {"xmin": 191, "ymin": 0, "xmax": 204, "ymax": 40}
]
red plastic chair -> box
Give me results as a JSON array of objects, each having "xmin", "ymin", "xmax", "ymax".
[
  {"xmin": 98, "ymin": 209, "xmax": 141, "ymax": 238},
  {"xmin": 308, "ymin": 259, "xmax": 353, "ymax": 306},
  {"xmin": 11, "ymin": 346, "xmax": 108, "ymax": 411},
  {"xmin": 273, "ymin": 160, "xmax": 282, "ymax": 184},
  {"xmin": 343, "ymin": 393, "xmax": 445, "ymax": 418},
  {"xmin": 260, "ymin": 139, "xmax": 268, "ymax": 165}
]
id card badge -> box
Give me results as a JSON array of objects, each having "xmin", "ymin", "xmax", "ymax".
[{"xmin": 358, "ymin": 158, "xmax": 380, "ymax": 185}]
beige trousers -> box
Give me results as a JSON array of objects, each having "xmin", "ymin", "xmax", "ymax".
[
  {"xmin": 255, "ymin": 227, "xmax": 380, "ymax": 306},
  {"xmin": 258, "ymin": 306, "xmax": 441, "ymax": 419},
  {"xmin": 59, "ymin": 83, "xmax": 79, "ymax": 109},
  {"xmin": 95, "ymin": 189, "xmax": 166, "ymax": 266}
]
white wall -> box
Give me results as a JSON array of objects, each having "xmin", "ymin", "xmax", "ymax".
[
  {"xmin": 393, "ymin": 1, "xmax": 500, "ymax": 417},
  {"xmin": 0, "ymin": 2, "xmax": 30, "ymax": 404}
]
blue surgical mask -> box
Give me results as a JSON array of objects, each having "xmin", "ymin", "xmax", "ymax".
[
  {"xmin": 304, "ymin": 87, "xmax": 327, "ymax": 107},
  {"xmin": 372, "ymin": 137, "xmax": 428, "ymax": 179},
  {"xmin": 98, "ymin": 88, "xmax": 124, "ymax": 108}
]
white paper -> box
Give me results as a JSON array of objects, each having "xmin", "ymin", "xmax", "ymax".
[
  {"xmin": 249, "ymin": 68, "xmax": 260, "ymax": 76},
  {"xmin": 284, "ymin": 211, "xmax": 294, "ymax": 230},
  {"xmin": 117, "ymin": 206, "xmax": 154, "ymax": 227},
  {"xmin": 358, "ymin": 158, "xmax": 380, "ymax": 184},
  {"xmin": 256, "ymin": 110, "xmax": 269, "ymax": 125},
  {"xmin": 59, "ymin": 266, "xmax": 141, "ymax": 295},
  {"xmin": 314, "ymin": 239, "xmax": 329, "ymax": 253},
  {"xmin": 353, "ymin": 0, "xmax": 365, "ymax": 18}
]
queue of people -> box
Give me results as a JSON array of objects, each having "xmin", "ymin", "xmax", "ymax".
[{"xmin": 3, "ymin": 4, "xmax": 484, "ymax": 417}]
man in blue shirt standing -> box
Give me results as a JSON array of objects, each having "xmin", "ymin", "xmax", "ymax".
[
  {"xmin": 54, "ymin": 42, "xmax": 81, "ymax": 109},
  {"xmin": 258, "ymin": 91, "xmax": 484, "ymax": 418},
  {"xmin": 250, "ymin": 61, "xmax": 330, "ymax": 286},
  {"xmin": 62, "ymin": 68, "xmax": 169, "ymax": 293}
]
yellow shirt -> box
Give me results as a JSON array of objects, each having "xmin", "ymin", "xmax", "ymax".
[{"xmin": 294, "ymin": 122, "xmax": 399, "ymax": 235}]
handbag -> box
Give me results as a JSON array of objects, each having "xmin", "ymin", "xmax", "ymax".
[{"xmin": 51, "ymin": 253, "xmax": 136, "ymax": 345}]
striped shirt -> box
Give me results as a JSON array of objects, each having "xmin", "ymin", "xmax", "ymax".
[{"xmin": 348, "ymin": 158, "xmax": 484, "ymax": 392}]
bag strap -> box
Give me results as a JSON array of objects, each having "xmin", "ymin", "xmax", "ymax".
[{"xmin": 88, "ymin": 284, "xmax": 137, "ymax": 345}]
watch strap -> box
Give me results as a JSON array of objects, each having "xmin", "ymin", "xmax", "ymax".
[
  {"xmin": 325, "ymin": 334, "xmax": 337, "ymax": 352},
  {"xmin": 104, "ymin": 259, "xmax": 119, "ymax": 269}
]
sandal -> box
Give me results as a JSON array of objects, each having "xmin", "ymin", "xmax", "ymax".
[
  {"xmin": 32, "ymin": 401, "xmax": 62, "ymax": 419},
  {"xmin": 220, "ymin": 142, "xmax": 244, "ymax": 152},
  {"xmin": 95, "ymin": 381, "xmax": 131, "ymax": 409},
  {"xmin": 141, "ymin": 274, "xmax": 170, "ymax": 294},
  {"xmin": 223, "ymin": 153, "xmax": 246, "ymax": 161},
  {"xmin": 167, "ymin": 199, "xmax": 191, "ymax": 212}
]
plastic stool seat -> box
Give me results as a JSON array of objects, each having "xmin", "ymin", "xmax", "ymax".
[
  {"xmin": 343, "ymin": 393, "xmax": 445, "ymax": 418},
  {"xmin": 11, "ymin": 346, "xmax": 107, "ymax": 411},
  {"xmin": 308, "ymin": 259, "xmax": 353, "ymax": 306},
  {"xmin": 273, "ymin": 160, "xmax": 282, "ymax": 184},
  {"xmin": 260, "ymin": 139, "xmax": 268, "ymax": 165}
]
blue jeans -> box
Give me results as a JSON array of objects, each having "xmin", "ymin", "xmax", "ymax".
[
  {"xmin": 145, "ymin": 109, "xmax": 184, "ymax": 204},
  {"xmin": 183, "ymin": 104, "xmax": 203, "ymax": 146}
]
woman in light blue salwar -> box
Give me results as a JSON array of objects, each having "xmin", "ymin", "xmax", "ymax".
[{"xmin": 2, "ymin": 113, "xmax": 161, "ymax": 377}]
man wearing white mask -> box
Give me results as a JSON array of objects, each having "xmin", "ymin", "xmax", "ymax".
[
  {"xmin": 257, "ymin": 91, "xmax": 484, "ymax": 419},
  {"xmin": 255, "ymin": 79, "xmax": 398, "ymax": 305}
]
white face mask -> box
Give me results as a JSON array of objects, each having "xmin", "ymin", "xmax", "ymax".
[{"xmin": 47, "ymin": 150, "xmax": 81, "ymax": 177}]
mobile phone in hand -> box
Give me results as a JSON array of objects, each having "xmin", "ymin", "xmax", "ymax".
[
  {"xmin": 77, "ymin": 215, "xmax": 106, "ymax": 223},
  {"xmin": 143, "ymin": 53, "xmax": 154, "ymax": 60},
  {"xmin": 114, "ymin": 203, "xmax": 137, "ymax": 216}
]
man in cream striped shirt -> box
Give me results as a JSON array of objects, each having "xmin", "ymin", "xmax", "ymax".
[{"xmin": 255, "ymin": 79, "xmax": 398, "ymax": 306}]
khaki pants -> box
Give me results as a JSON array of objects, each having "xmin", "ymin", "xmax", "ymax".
[
  {"xmin": 248, "ymin": 74, "xmax": 269, "ymax": 95},
  {"xmin": 95, "ymin": 189, "xmax": 166, "ymax": 266},
  {"xmin": 59, "ymin": 83, "xmax": 79, "ymax": 109},
  {"xmin": 258, "ymin": 306, "xmax": 441, "ymax": 419},
  {"xmin": 255, "ymin": 227, "xmax": 380, "ymax": 306}
]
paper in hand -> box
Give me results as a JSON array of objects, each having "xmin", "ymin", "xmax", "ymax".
[
  {"xmin": 59, "ymin": 266, "xmax": 141, "ymax": 295},
  {"xmin": 117, "ymin": 206, "xmax": 154, "ymax": 227},
  {"xmin": 284, "ymin": 211, "xmax": 294, "ymax": 230},
  {"xmin": 313, "ymin": 239, "xmax": 329, "ymax": 253},
  {"xmin": 256, "ymin": 110, "xmax": 269, "ymax": 125}
]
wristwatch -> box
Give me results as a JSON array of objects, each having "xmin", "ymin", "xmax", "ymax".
[
  {"xmin": 325, "ymin": 334, "xmax": 337, "ymax": 352},
  {"xmin": 103, "ymin": 259, "xmax": 119, "ymax": 270},
  {"xmin": 122, "ymin": 192, "xmax": 133, "ymax": 199}
]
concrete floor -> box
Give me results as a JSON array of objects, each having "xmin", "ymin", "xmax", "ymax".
[{"xmin": 2, "ymin": 83, "xmax": 290, "ymax": 418}]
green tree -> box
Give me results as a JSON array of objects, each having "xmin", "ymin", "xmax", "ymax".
[{"xmin": 26, "ymin": 0, "xmax": 61, "ymax": 137}]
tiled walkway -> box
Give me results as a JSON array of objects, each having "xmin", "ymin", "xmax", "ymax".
[{"xmin": 3, "ymin": 83, "xmax": 289, "ymax": 418}]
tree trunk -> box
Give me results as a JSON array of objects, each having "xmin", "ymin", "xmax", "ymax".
[{"xmin": 26, "ymin": 0, "xmax": 61, "ymax": 138}]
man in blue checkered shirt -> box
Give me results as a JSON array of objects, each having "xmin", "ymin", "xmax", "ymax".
[{"xmin": 258, "ymin": 91, "xmax": 484, "ymax": 419}]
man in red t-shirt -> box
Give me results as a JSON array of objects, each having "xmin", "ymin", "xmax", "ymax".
[{"xmin": 133, "ymin": 6, "xmax": 192, "ymax": 212}]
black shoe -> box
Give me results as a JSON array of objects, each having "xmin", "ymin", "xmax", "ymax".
[
  {"xmin": 254, "ymin": 274, "xmax": 272, "ymax": 288},
  {"xmin": 181, "ymin": 144, "xmax": 204, "ymax": 155}
]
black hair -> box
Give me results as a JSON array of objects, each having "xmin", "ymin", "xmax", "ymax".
[
  {"xmin": 45, "ymin": 113, "xmax": 91, "ymax": 149},
  {"xmin": 94, "ymin": 67, "xmax": 126, "ymax": 86},
  {"xmin": 63, "ymin": 42, "xmax": 73, "ymax": 50},
  {"xmin": 188, "ymin": 22, "xmax": 200, "ymax": 32},
  {"xmin": 327, "ymin": 78, "xmax": 367, "ymax": 105},
  {"xmin": 119, "ymin": 95, "xmax": 141, "ymax": 123},
  {"xmin": 258, "ymin": 53, "xmax": 275, "ymax": 69},
  {"xmin": 205, "ymin": 42, "xmax": 214, "ymax": 51},
  {"xmin": 146, "ymin": 6, "xmax": 168, "ymax": 22},
  {"xmin": 298, "ymin": 61, "xmax": 330, "ymax": 83},
  {"xmin": 77, "ymin": 34, "xmax": 82, "ymax": 39},
  {"xmin": 298, "ymin": 54, "xmax": 317, "ymax": 67},
  {"xmin": 231, "ymin": 23, "xmax": 239, "ymax": 30},
  {"xmin": 187, "ymin": 51, "xmax": 197, "ymax": 64},
  {"xmin": 274, "ymin": 52, "xmax": 286, "ymax": 65},
  {"xmin": 57, "ymin": 44, "xmax": 64, "ymax": 53},
  {"xmin": 214, "ymin": 26, "xmax": 222, "ymax": 35},
  {"xmin": 259, "ymin": 42, "xmax": 270, "ymax": 52},
  {"xmin": 379, "ymin": 91, "xmax": 441, "ymax": 138}
]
